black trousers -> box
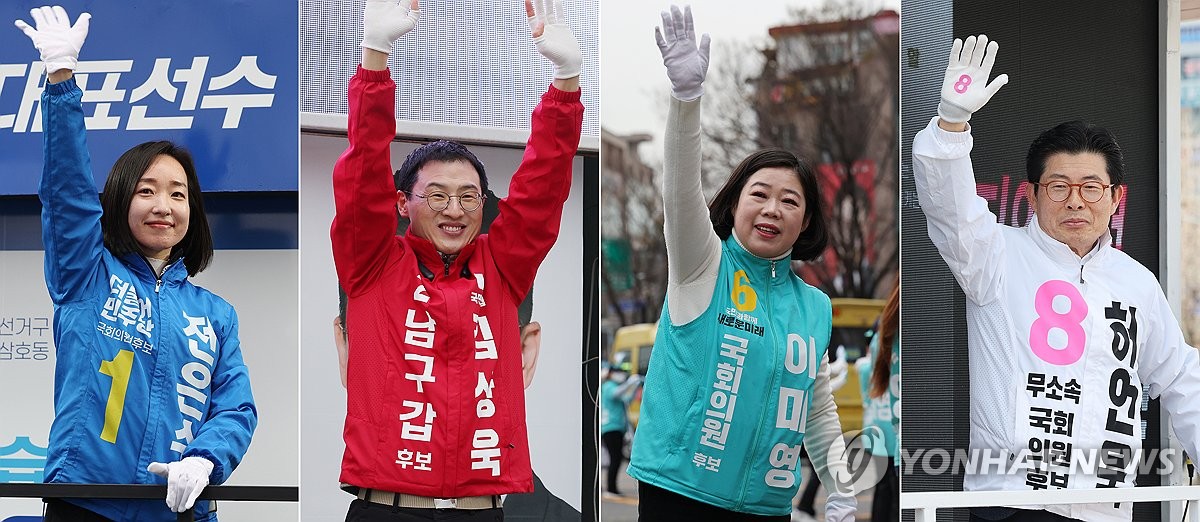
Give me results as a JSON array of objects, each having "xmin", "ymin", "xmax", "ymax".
[
  {"xmin": 601, "ymin": 430, "xmax": 625, "ymax": 494},
  {"xmin": 872, "ymin": 460, "xmax": 899, "ymax": 522},
  {"xmin": 345, "ymin": 499, "xmax": 503, "ymax": 521},
  {"xmin": 43, "ymin": 499, "xmax": 113, "ymax": 522},
  {"xmin": 637, "ymin": 482, "xmax": 789, "ymax": 522},
  {"xmin": 969, "ymin": 507, "xmax": 1083, "ymax": 522}
]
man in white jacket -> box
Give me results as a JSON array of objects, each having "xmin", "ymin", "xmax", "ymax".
[{"xmin": 912, "ymin": 34, "xmax": 1200, "ymax": 522}]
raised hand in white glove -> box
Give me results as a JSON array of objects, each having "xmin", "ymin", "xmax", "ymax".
[
  {"xmin": 654, "ymin": 5, "xmax": 710, "ymax": 102},
  {"xmin": 527, "ymin": 0, "xmax": 582, "ymax": 79},
  {"xmin": 824, "ymin": 491, "xmax": 858, "ymax": 522},
  {"xmin": 361, "ymin": 0, "xmax": 420, "ymax": 54},
  {"xmin": 13, "ymin": 6, "xmax": 91, "ymax": 74},
  {"xmin": 938, "ymin": 34, "xmax": 1009, "ymax": 124},
  {"xmin": 148, "ymin": 456, "xmax": 214, "ymax": 513}
]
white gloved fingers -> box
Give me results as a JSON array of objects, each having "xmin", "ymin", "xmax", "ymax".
[
  {"xmin": 655, "ymin": 4, "xmax": 708, "ymax": 100},
  {"xmin": 180, "ymin": 474, "xmax": 206, "ymax": 512},
  {"xmin": 14, "ymin": 19, "xmax": 35, "ymax": 37},
  {"xmin": 147, "ymin": 457, "xmax": 213, "ymax": 513},
  {"xmin": 51, "ymin": 6, "xmax": 70, "ymax": 26},
  {"xmin": 361, "ymin": 0, "xmax": 421, "ymax": 53},
  {"xmin": 682, "ymin": 5, "xmax": 695, "ymax": 42},
  {"xmin": 980, "ymin": 39, "xmax": 998, "ymax": 73},
  {"xmin": 148, "ymin": 462, "xmax": 169, "ymax": 478},
  {"xmin": 947, "ymin": 37, "xmax": 963, "ymax": 67},
  {"xmin": 984, "ymin": 72, "xmax": 1010, "ymax": 98},
  {"xmin": 823, "ymin": 492, "xmax": 858, "ymax": 522},
  {"xmin": 31, "ymin": 6, "xmax": 50, "ymax": 29},
  {"xmin": 659, "ymin": 9, "xmax": 676, "ymax": 43},
  {"xmin": 968, "ymin": 34, "xmax": 989, "ymax": 69},
  {"xmin": 530, "ymin": 0, "xmax": 581, "ymax": 79},
  {"xmin": 669, "ymin": 5, "xmax": 686, "ymax": 44},
  {"xmin": 542, "ymin": 0, "xmax": 562, "ymax": 26},
  {"xmin": 938, "ymin": 34, "xmax": 1007, "ymax": 123},
  {"xmin": 957, "ymin": 35, "xmax": 976, "ymax": 67}
]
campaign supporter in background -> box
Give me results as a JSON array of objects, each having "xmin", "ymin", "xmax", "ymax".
[
  {"xmin": 599, "ymin": 363, "xmax": 641, "ymax": 499},
  {"xmin": 912, "ymin": 34, "xmax": 1200, "ymax": 522},
  {"xmin": 858, "ymin": 282, "xmax": 898, "ymax": 522},
  {"xmin": 329, "ymin": 0, "xmax": 583, "ymax": 519},
  {"xmin": 14, "ymin": 6, "xmax": 257, "ymax": 521},
  {"xmin": 624, "ymin": 5, "xmax": 855, "ymax": 521}
]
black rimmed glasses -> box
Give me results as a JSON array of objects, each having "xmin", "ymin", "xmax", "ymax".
[
  {"xmin": 1035, "ymin": 181, "xmax": 1114, "ymax": 203},
  {"xmin": 409, "ymin": 191, "xmax": 485, "ymax": 212}
]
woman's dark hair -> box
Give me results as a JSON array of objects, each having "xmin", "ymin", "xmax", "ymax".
[
  {"xmin": 100, "ymin": 141, "xmax": 213, "ymax": 276},
  {"xmin": 1026, "ymin": 120, "xmax": 1125, "ymax": 191},
  {"xmin": 707, "ymin": 149, "xmax": 828, "ymax": 261},
  {"xmin": 870, "ymin": 277, "xmax": 899, "ymax": 399}
]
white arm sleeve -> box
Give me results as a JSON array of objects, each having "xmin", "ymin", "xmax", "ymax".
[
  {"xmin": 803, "ymin": 358, "xmax": 856, "ymax": 521},
  {"xmin": 662, "ymin": 96, "xmax": 722, "ymax": 325},
  {"xmin": 1138, "ymin": 288, "xmax": 1200, "ymax": 464},
  {"xmin": 912, "ymin": 116, "xmax": 1005, "ymax": 305}
]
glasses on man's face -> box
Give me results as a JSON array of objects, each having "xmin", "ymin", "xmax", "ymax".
[
  {"xmin": 410, "ymin": 191, "xmax": 485, "ymax": 212},
  {"xmin": 1035, "ymin": 181, "xmax": 1114, "ymax": 203}
]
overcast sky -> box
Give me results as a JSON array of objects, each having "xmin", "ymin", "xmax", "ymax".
[{"xmin": 601, "ymin": 0, "xmax": 899, "ymax": 161}]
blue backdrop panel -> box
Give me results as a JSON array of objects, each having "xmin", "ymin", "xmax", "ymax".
[{"xmin": 0, "ymin": 1, "xmax": 298, "ymax": 194}]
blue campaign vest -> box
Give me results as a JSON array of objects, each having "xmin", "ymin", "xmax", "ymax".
[
  {"xmin": 39, "ymin": 79, "xmax": 257, "ymax": 522},
  {"xmin": 628, "ymin": 236, "xmax": 832, "ymax": 516}
]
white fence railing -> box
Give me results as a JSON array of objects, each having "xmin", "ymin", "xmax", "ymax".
[{"xmin": 901, "ymin": 486, "xmax": 1200, "ymax": 522}]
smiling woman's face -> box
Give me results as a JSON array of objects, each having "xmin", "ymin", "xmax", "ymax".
[
  {"xmin": 127, "ymin": 154, "xmax": 190, "ymax": 260},
  {"xmin": 731, "ymin": 167, "xmax": 808, "ymax": 259}
]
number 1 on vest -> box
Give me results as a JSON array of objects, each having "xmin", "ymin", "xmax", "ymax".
[{"xmin": 98, "ymin": 349, "xmax": 134, "ymax": 443}]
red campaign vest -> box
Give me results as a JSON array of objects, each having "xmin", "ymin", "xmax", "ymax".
[
  {"xmin": 341, "ymin": 234, "xmax": 532, "ymax": 497},
  {"xmin": 330, "ymin": 67, "xmax": 583, "ymax": 497}
]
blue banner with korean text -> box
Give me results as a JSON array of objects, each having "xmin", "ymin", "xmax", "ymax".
[{"xmin": 0, "ymin": 1, "xmax": 298, "ymax": 194}]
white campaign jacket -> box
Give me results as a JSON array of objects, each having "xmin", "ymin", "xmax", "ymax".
[{"xmin": 912, "ymin": 116, "xmax": 1200, "ymax": 522}]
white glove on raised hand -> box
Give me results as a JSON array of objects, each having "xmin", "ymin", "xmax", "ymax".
[
  {"xmin": 655, "ymin": 5, "xmax": 710, "ymax": 102},
  {"xmin": 13, "ymin": 6, "xmax": 91, "ymax": 74},
  {"xmin": 528, "ymin": 0, "xmax": 582, "ymax": 79},
  {"xmin": 938, "ymin": 34, "xmax": 1009, "ymax": 124},
  {"xmin": 824, "ymin": 491, "xmax": 858, "ymax": 522},
  {"xmin": 361, "ymin": 0, "xmax": 420, "ymax": 54},
  {"xmin": 148, "ymin": 456, "xmax": 214, "ymax": 513}
]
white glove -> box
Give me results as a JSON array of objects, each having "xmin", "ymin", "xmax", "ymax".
[
  {"xmin": 148, "ymin": 456, "xmax": 214, "ymax": 513},
  {"xmin": 361, "ymin": 0, "xmax": 420, "ymax": 54},
  {"xmin": 529, "ymin": 0, "xmax": 582, "ymax": 79},
  {"xmin": 824, "ymin": 491, "xmax": 858, "ymax": 522},
  {"xmin": 938, "ymin": 34, "xmax": 1009, "ymax": 123},
  {"xmin": 828, "ymin": 346, "xmax": 849, "ymax": 391},
  {"xmin": 13, "ymin": 6, "xmax": 91, "ymax": 74},
  {"xmin": 654, "ymin": 5, "xmax": 710, "ymax": 101}
]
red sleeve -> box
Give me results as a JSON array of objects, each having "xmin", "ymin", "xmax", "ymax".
[
  {"xmin": 331, "ymin": 67, "xmax": 400, "ymax": 297},
  {"xmin": 488, "ymin": 85, "xmax": 585, "ymax": 300}
]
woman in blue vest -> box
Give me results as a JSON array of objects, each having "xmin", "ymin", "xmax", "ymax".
[
  {"xmin": 626, "ymin": 5, "xmax": 855, "ymax": 521},
  {"xmin": 16, "ymin": 7, "xmax": 257, "ymax": 521}
]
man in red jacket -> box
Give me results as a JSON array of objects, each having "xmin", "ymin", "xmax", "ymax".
[{"xmin": 329, "ymin": 0, "xmax": 584, "ymax": 520}]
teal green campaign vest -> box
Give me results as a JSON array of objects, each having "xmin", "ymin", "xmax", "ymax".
[
  {"xmin": 628, "ymin": 236, "xmax": 832, "ymax": 516},
  {"xmin": 857, "ymin": 336, "xmax": 899, "ymax": 458}
]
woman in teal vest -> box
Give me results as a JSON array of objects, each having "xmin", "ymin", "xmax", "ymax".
[
  {"xmin": 627, "ymin": 5, "xmax": 856, "ymax": 521},
  {"xmin": 861, "ymin": 282, "xmax": 900, "ymax": 522}
]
